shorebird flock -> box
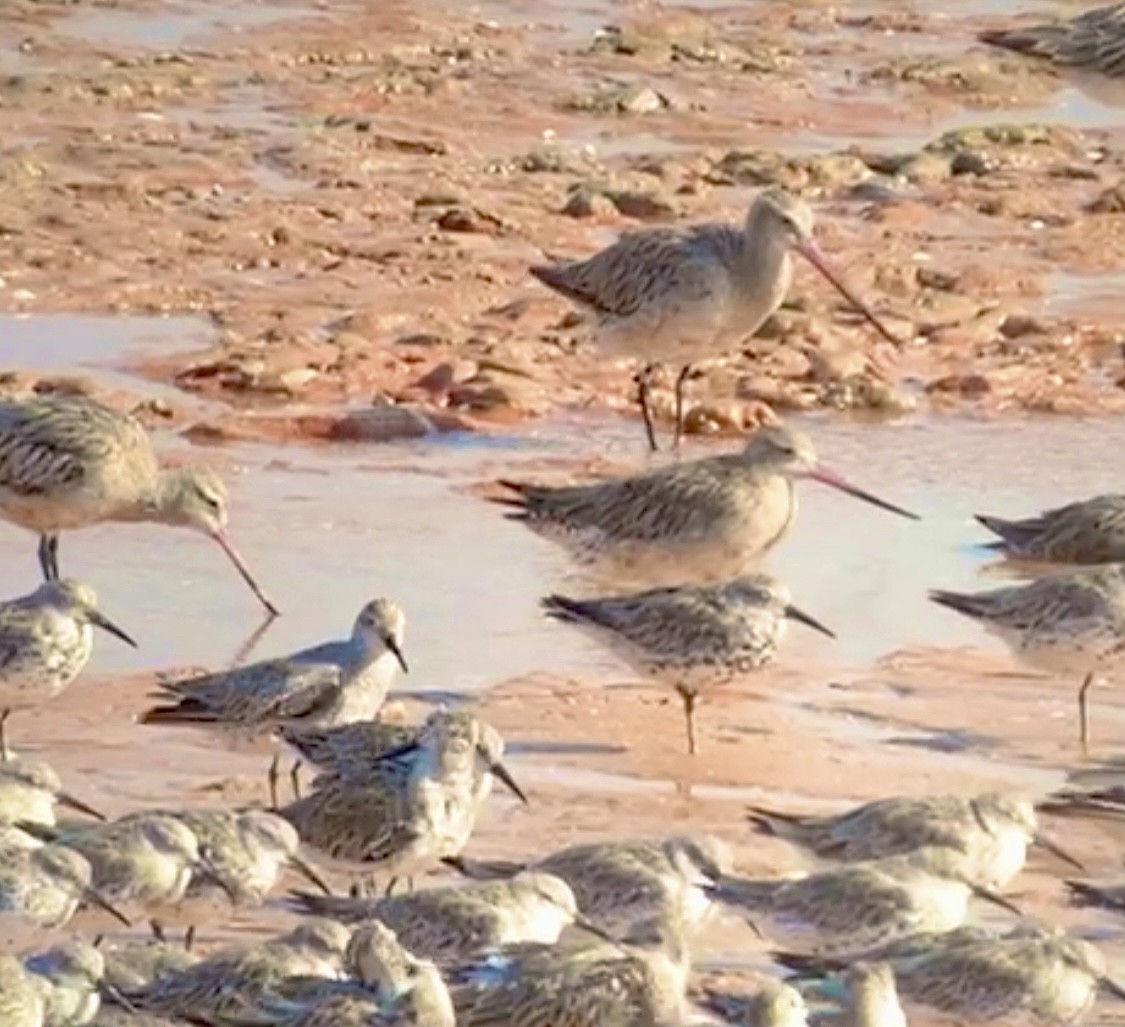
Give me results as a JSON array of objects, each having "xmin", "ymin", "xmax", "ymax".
[{"xmin": 2, "ymin": 15, "xmax": 1125, "ymax": 1016}]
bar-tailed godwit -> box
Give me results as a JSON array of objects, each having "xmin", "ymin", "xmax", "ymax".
[
  {"xmin": 0, "ymin": 393, "xmax": 277, "ymax": 614},
  {"xmin": 495, "ymin": 423, "xmax": 917, "ymax": 589},
  {"xmin": 530, "ymin": 188, "xmax": 903, "ymax": 449},
  {"xmin": 977, "ymin": 494, "xmax": 1125, "ymax": 565}
]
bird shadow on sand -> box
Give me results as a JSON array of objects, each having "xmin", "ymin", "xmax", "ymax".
[{"xmin": 506, "ymin": 740, "xmax": 627, "ymax": 757}]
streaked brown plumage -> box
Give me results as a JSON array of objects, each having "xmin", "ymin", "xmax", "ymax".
[
  {"xmin": 543, "ymin": 573, "xmax": 834, "ymax": 754},
  {"xmin": 281, "ymin": 709, "xmax": 527, "ymax": 882},
  {"xmin": 530, "ymin": 189, "xmax": 901, "ymax": 450},
  {"xmin": 981, "ymin": 4, "xmax": 1125, "ymax": 77},
  {"xmin": 495, "ymin": 424, "xmax": 916, "ymax": 589},
  {"xmin": 0, "ymin": 579, "xmax": 135, "ymax": 759},
  {"xmin": 930, "ymin": 565, "xmax": 1125, "ymax": 753},
  {"xmin": 977, "ymin": 495, "xmax": 1125, "ymax": 565},
  {"xmin": 0, "ymin": 393, "xmax": 276, "ymax": 614}
]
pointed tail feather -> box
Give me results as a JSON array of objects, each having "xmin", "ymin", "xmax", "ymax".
[
  {"xmin": 541, "ymin": 594, "xmax": 597, "ymax": 626},
  {"xmin": 746, "ymin": 805, "xmax": 805, "ymax": 837},
  {"xmin": 928, "ymin": 589, "xmax": 991, "ymax": 621},
  {"xmin": 769, "ymin": 950, "xmax": 846, "ymax": 977},
  {"xmin": 974, "ymin": 513, "xmax": 1039, "ymax": 552},
  {"xmin": 441, "ymin": 855, "xmax": 528, "ymax": 880},
  {"xmin": 139, "ymin": 700, "xmax": 221, "ymax": 725},
  {"xmin": 978, "ymin": 26, "xmax": 1061, "ymax": 57},
  {"xmin": 1066, "ymin": 880, "xmax": 1125, "ymax": 912}
]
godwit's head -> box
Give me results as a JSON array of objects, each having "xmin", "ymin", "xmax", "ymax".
[
  {"xmin": 160, "ymin": 467, "xmax": 278, "ymax": 617},
  {"xmin": 748, "ymin": 188, "xmax": 905, "ymax": 351},
  {"xmin": 749, "ymin": 188, "xmax": 815, "ymax": 248},
  {"xmin": 743, "ymin": 424, "xmax": 918, "ymax": 521}
]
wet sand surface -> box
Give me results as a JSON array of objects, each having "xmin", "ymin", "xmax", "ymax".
[{"xmin": 3, "ymin": 0, "xmax": 1125, "ymax": 1015}]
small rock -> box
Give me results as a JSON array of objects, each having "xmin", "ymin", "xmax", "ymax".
[
  {"xmin": 950, "ymin": 150, "xmax": 991, "ymax": 176},
  {"xmin": 395, "ymin": 332, "xmax": 449, "ymax": 347},
  {"xmin": 606, "ymin": 188, "xmax": 677, "ymax": 220},
  {"xmin": 1088, "ymin": 182, "xmax": 1125, "ymax": 214},
  {"xmin": 562, "ymin": 187, "xmax": 617, "ymax": 218},
  {"xmin": 926, "ymin": 373, "xmax": 991, "ymax": 397},
  {"xmin": 998, "ymin": 314, "xmax": 1046, "ymax": 339}
]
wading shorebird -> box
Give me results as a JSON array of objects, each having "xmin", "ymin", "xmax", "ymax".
[
  {"xmin": 702, "ymin": 978, "xmax": 810, "ymax": 1027},
  {"xmin": 240, "ymin": 921, "xmax": 456, "ymax": 1027},
  {"xmin": 929, "ymin": 564, "xmax": 1125, "ymax": 753},
  {"xmin": 0, "ymin": 842, "xmax": 131, "ymax": 929},
  {"xmin": 976, "ymin": 494, "xmax": 1125, "ymax": 565},
  {"xmin": 139, "ymin": 598, "xmax": 408, "ymax": 808},
  {"xmin": 0, "ymin": 955, "xmax": 44, "ymax": 1027},
  {"xmin": 543, "ymin": 573, "xmax": 834, "ymax": 754},
  {"xmin": 289, "ymin": 872, "xmax": 580, "ymax": 961},
  {"xmin": 446, "ymin": 834, "xmax": 732, "ymax": 936},
  {"xmin": 451, "ymin": 911, "xmax": 691, "ymax": 1027},
  {"xmin": 747, "ymin": 793, "xmax": 1082, "ymax": 888},
  {"xmin": 20, "ymin": 812, "xmax": 234, "ymax": 923},
  {"xmin": 96, "ymin": 936, "xmax": 200, "ymax": 996},
  {"xmin": 0, "ymin": 758, "xmax": 105, "ymax": 827},
  {"xmin": 0, "ymin": 393, "xmax": 277, "ymax": 615},
  {"xmin": 0, "ymin": 579, "xmax": 135, "ymax": 760},
  {"xmin": 149, "ymin": 809, "xmax": 330, "ymax": 908},
  {"xmin": 981, "ymin": 4, "xmax": 1125, "ymax": 78},
  {"xmin": 127, "ymin": 920, "xmax": 351, "ymax": 1023},
  {"xmin": 24, "ymin": 939, "xmax": 116, "ymax": 1027},
  {"xmin": 530, "ymin": 188, "xmax": 903, "ymax": 450},
  {"xmin": 783, "ymin": 924, "xmax": 1125, "ymax": 1027},
  {"xmin": 278, "ymin": 718, "xmax": 413, "ymax": 793},
  {"xmin": 710, "ymin": 845, "xmax": 1021, "ymax": 955},
  {"xmin": 493, "ymin": 423, "xmax": 918, "ymax": 589},
  {"xmin": 281, "ymin": 709, "xmax": 528, "ymax": 892}
]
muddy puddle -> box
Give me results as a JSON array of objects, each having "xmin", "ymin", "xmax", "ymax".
[
  {"xmin": 5, "ymin": 0, "xmax": 1125, "ymax": 986},
  {"xmin": 4, "ymin": 317, "xmax": 1125, "ymax": 953},
  {"xmin": 55, "ymin": 1, "xmax": 323, "ymax": 52}
]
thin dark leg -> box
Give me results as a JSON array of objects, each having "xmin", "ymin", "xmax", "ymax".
[
  {"xmin": 384, "ymin": 876, "xmax": 400, "ymax": 898},
  {"xmin": 672, "ymin": 364, "xmax": 693, "ymax": 453},
  {"xmin": 680, "ymin": 688, "xmax": 698, "ymax": 755},
  {"xmin": 184, "ymin": 925, "xmax": 196, "ymax": 952},
  {"xmin": 267, "ymin": 755, "xmax": 280, "ymax": 811},
  {"xmin": 289, "ymin": 759, "xmax": 303, "ymax": 801},
  {"xmin": 38, "ymin": 534, "xmax": 59, "ymax": 581},
  {"xmin": 1078, "ymin": 672, "xmax": 1095, "ymax": 755},
  {"xmin": 634, "ymin": 363, "xmax": 660, "ymax": 453},
  {"xmin": 0, "ymin": 710, "xmax": 10, "ymax": 762},
  {"xmin": 150, "ymin": 920, "xmax": 167, "ymax": 943}
]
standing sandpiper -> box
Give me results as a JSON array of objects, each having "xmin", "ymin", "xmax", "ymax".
[
  {"xmin": 980, "ymin": 4, "xmax": 1125, "ymax": 79},
  {"xmin": 976, "ymin": 494, "xmax": 1125, "ymax": 565},
  {"xmin": 281, "ymin": 709, "xmax": 527, "ymax": 892},
  {"xmin": 452, "ymin": 911, "xmax": 691, "ymax": 1026},
  {"xmin": 0, "ymin": 393, "xmax": 277, "ymax": 614},
  {"xmin": 494, "ymin": 423, "xmax": 917, "ymax": 589},
  {"xmin": 930, "ymin": 564, "xmax": 1125, "ymax": 753},
  {"xmin": 0, "ymin": 579, "xmax": 135, "ymax": 759},
  {"xmin": 289, "ymin": 871, "xmax": 579, "ymax": 961},
  {"xmin": 530, "ymin": 188, "xmax": 902, "ymax": 449},
  {"xmin": 447, "ymin": 833, "xmax": 732, "ymax": 935},
  {"xmin": 544, "ymin": 573, "xmax": 834, "ymax": 754},
  {"xmin": 0, "ymin": 758, "xmax": 104, "ymax": 827},
  {"xmin": 128, "ymin": 920, "xmax": 351, "ymax": 1023},
  {"xmin": 710, "ymin": 846, "xmax": 1021, "ymax": 955},
  {"xmin": 747, "ymin": 792, "xmax": 1082, "ymax": 888},
  {"xmin": 140, "ymin": 597, "xmax": 407, "ymax": 807}
]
